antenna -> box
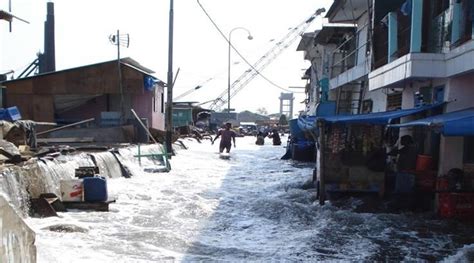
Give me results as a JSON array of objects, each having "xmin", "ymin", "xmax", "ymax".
[
  {"xmin": 109, "ymin": 30, "xmax": 130, "ymax": 122},
  {"xmin": 108, "ymin": 32, "xmax": 130, "ymax": 48},
  {"xmin": 1, "ymin": 0, "xmax": 30, "ymax": 32}
]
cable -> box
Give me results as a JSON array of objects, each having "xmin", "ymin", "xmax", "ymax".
[{"xmin": 196, "ymin": 0, "xmax": 292, "ymax": 93}]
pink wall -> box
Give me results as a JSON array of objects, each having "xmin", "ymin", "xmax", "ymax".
[{"xmin": 131, "ymin": 86, "xmax": 165, "ymax": 130}]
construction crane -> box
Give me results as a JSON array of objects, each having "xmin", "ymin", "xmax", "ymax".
[{"xmin": 207, "ymin": 8, "xmax": 326, "ymax": 111}]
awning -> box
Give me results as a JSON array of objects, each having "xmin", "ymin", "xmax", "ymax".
[
  {"xmin": 314, "ymin": 24, "xmax": 356, "ymax": 45},
  {"xmin": 389, "ymin": 108, "xmax": 474, "ymax": 136},
  {"xmin": 298, "ymin": 116, "xmax": 318, "ymax": 132},
  {"xmin": 320, "ymin": 103, "xmax": 444, "ymax": 125}
]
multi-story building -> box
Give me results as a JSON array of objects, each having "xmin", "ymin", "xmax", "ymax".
[
  {"xmin": 367, "ymin": 0, "xmax": 474, "ymax": 174},
  {"xmin": 298, "ymin": 1, "xmax": 474, "ymax": 205}
]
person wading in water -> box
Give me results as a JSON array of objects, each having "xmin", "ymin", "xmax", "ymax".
[{"xmin": 212, "ymin": 123, "xmax": 236, "ymax": 153}]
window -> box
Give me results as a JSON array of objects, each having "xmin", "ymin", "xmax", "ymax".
[
  {"xmin": 361, "ymin": 99, "xmax": 373, "ymax": 113},
  {"xmin": 433, "ymin": 0, "xmax": 450, "ymax": 17},
  {"xmin": 161, "ymin": 92, "xmax": 164, "ymax": 113},
  {"xmin": 386, "ymin": 93, "xmax": 402, "ymax": 111},
  {"xmin": 153, "ymin": 93, "xmax": 157, "ymax": 113},
  {"xmin": 464, "ymin": 137, "xmax": 474, "ymax": 163}
]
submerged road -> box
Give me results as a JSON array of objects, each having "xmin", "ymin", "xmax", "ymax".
[{"xmin": 28, "ymin": 136, "xmax": 474, "ymax": 262}]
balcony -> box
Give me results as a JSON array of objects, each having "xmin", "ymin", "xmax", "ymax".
[
  {"xmin": 369, "ymin": 0, "xmax": 474, "ymax": 91},
  {"xmin": 328, "ymin": 23, "xmax": 370, "ymax": 89}
]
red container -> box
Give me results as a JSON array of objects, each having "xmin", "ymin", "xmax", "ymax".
[
  {"xmin": 415, "ymin": 170, "xmax": 437, "ymax": 192},
  {"xmin": 416, "ymin": 155, "xmax": 433, "ymax": 171},
  {"xmin": 438, "ymin": 193, "xmax": 474, "ymax": 220},
  {"xmin": 436, "ymin": 177, "xmax": 449, "ymax": 191}
]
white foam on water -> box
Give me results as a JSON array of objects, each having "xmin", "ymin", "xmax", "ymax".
[{"xmin": 9, "ymin": 136, "xmax": 473, "ymax": 261}]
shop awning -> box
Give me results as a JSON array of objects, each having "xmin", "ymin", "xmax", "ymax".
[
  {"xmin": 298, "ymin": 115, "xmax": 318, "ymax": 132},
  {"xmin": 319, "ymin": 103, "xmax": 444, "ymax": 125},
  {"xmin": 389, "ymin": 108, "xmax": 474, "ymax": 136}
]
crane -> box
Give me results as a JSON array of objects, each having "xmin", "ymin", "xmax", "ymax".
[{"xmin": 207, "ymin": 8, "xmax": 326, "ymax": 111}]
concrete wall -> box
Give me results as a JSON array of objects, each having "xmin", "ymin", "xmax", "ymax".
[
  {"xmin": 390, "ymin": 73, "xmax": 474, "ymax": 175},
  {"xmin": 437, "ymin": 74, "xmax": 474, "ymax": 174},
  {"xmin": 366, "ymin": 89, "xmax": 387, "ymax": 113},
  {"xmin": 0, "ymin": 196, "xmax": 36, "ymax": 262}
]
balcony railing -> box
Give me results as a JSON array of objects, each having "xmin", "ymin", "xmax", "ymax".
[{"xmin": 330, "ymin": 23, "xmax": 370, "ymax": 79}]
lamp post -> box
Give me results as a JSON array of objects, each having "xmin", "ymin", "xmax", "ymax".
[{"xmin": 227, "ymin": 27, "xmax": 253, "ymax": 118}]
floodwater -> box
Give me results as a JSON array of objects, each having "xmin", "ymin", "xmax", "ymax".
[{"xmin": 26, "ymin": 136, "xmax": 474, "ymax": 262}]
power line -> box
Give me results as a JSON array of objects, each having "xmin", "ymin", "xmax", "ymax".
[
  {"xmin": 196, "ymin": 0, "xmax": 292, "ymax": 93},
  {"xmin": 196, "ymin": 0, "xmax": 324, "ymax": 111}
]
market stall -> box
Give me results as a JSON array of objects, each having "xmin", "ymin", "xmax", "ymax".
[
  {"xmin": 316, "ymin": 103, "xmax": 445, "ymax": 205},
  {"xmin": 389, "ymin": 107, "xmax": 474, "ymax": 219}
]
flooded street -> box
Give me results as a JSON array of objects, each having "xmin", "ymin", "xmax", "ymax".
[{"xmin": 27, "ymin": 136, "xmax": 474, "ymax": 262}]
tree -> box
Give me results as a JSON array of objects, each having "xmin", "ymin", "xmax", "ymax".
[
  {"xmin": 256, "ymin": 107, "xmax": 268, "ymax": 115},
  {"xmin": 279, "ymin": 114, "xmax": 288, "ymax": 126}
]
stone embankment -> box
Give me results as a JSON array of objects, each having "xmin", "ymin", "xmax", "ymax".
[{"xmin": 0, "ymin": 196, "xmax": 36, "ymax": 262}]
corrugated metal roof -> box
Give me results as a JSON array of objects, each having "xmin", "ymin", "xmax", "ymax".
[{"xmin": 2, "ymin": 57, "xmax": 164, "ymax": 85}]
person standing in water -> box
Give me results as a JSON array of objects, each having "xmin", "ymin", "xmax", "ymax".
[{"xmin": 212, "ymin": 123, "xmax": 236, "ymax": 153}]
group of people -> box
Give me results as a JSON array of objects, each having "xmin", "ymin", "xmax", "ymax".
[
  {"xmin": 211, "ymin": 123, "xmax": 282, "ymax": 153},
  {"xmin": 366, "ymin": 134, "xmax": 418, "ymax": 173},
  {"xmin": 256, "ymin": 129, "xmax": 281, "ymax": 146}
]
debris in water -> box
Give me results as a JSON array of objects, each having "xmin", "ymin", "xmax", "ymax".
[{"xmin": 43, "ymin": 224, "xmax": 89, "ymax": 233}]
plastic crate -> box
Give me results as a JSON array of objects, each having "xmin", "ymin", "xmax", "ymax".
[
  {"xmin": 0, "ymin": 106, "xmax": 21, "ymax": 121},
  {"xmin": 438, "ymin": 193, "xmax": 474, "ymax": 220}
]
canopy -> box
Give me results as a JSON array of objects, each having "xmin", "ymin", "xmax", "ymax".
[
  {"xmin": 298, "ymin": 116, "xmax": 318, "ymax": 132},
  {"xmin": 389, "ymin": 108, "xmax": 474, "ymax": 136},
  {"xmin": 319, "ymin": 103, "xmax": 444, "ymax": 125}
]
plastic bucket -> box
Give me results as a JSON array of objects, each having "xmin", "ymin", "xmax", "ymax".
[
  {"xmin": 416, "ymin": 155, "xmax": 433, "ymax": 171},
  {"xmin": 60, "ymin": 179, "xmax": 83, "ymax": 202}
]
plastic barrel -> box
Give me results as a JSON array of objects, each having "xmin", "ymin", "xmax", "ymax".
[
  {"xmin": 83, "ymin": 177, "xmax": 108, "ymax": 202},
  {"xmin": 416, "ymin": 155, "xmax": 433, "ymax": 171}
]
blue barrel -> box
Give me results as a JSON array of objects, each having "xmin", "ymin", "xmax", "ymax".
[{"xmin": 83, "ymin": 177, "xmax": 108, "ymax": 202}]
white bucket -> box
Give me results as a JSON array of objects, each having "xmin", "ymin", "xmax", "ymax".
[{"xmin": 60, "ymin": 179, "xmax": 83, "ymax": 202}]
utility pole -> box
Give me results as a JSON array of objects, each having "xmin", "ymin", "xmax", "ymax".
[
  {"xmin": 117, "ymin": 29, "xmax": 124, "ymax": 123},
  {"xmin": 165, "ymin": 0, "xmax": 174, "ymax": 158}
]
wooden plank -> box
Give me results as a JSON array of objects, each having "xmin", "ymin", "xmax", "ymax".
[
  {"xmin": 37, "ymin": 118, "xmax": 95, "ymax": 136},
  {"xmin": 37, "ymin": 137, "xmax": 95, "ymax": 143},
  {"xmin": 62, "ymin": 200, "xmax": 115, "ymax": 212},
  {"xmin": 33, "ymin": 95, "xmax": 55, "ymax": 122},
  {"xmin": 318, "ymin": 120, "xmax": 326, "ymax": 206},
  {"xmin": 5, "ymin": 94, "xmax": 33, "ymax": 119},
  {"xmin": 4, "ymin": 79, "xmax": 34, "ymax": 94}
]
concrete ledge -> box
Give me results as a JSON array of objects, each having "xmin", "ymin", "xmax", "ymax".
[
  {"xmin": 369, "ymin": 53, "xmax": 445, "ymax": 91},
  {"xmin": 329, "ymin": 62, "xmax": 370, "ymax": 89},
  {"xmin": 369, "ymin": 40, "xmax": 474, "ymax": 90},
  {"xmin": 0, "ymin": 196, "xmax": 36, "ymax": 262}
]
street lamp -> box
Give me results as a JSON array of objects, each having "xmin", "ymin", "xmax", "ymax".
[{"xmin": 228, "ymin": 27, "xmax": 253, "ymax": 117}]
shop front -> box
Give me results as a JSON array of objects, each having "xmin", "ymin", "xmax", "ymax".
[
  {"xmin": 315, "ymin": 103, "xmax": 445, "ymax": 205},
  {"xmin": 390, "ymin": 107, "xmax": 474, "ymax": 219}
]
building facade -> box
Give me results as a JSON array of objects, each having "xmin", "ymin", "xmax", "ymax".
[
  {"xmin": 2, "ymin": 58, "xmax": 166, "ymax": 131},
  {"xmin": 299, "ymin": 0, "xmax": 474, "ymax": 176}
]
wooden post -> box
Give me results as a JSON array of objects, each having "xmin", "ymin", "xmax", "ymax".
[
  {"xmin": 318, "ymin": 120, "xmax": 326, "ymax": 205},
  {"xmin": 137, "ymin": 144, "xmax": 141, "ymax": 166},
  {"xmin": 36, "ymin": 118, "xmax": 95, "ymax": 136},
  {"xmin": 130, "ymin": 109, "xmax": 158, "ymax": 144}
]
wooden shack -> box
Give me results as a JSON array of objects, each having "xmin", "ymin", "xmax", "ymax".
[{"xmin": 2, "ymin": 57, "xmax": 165, "ymax": 131}]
